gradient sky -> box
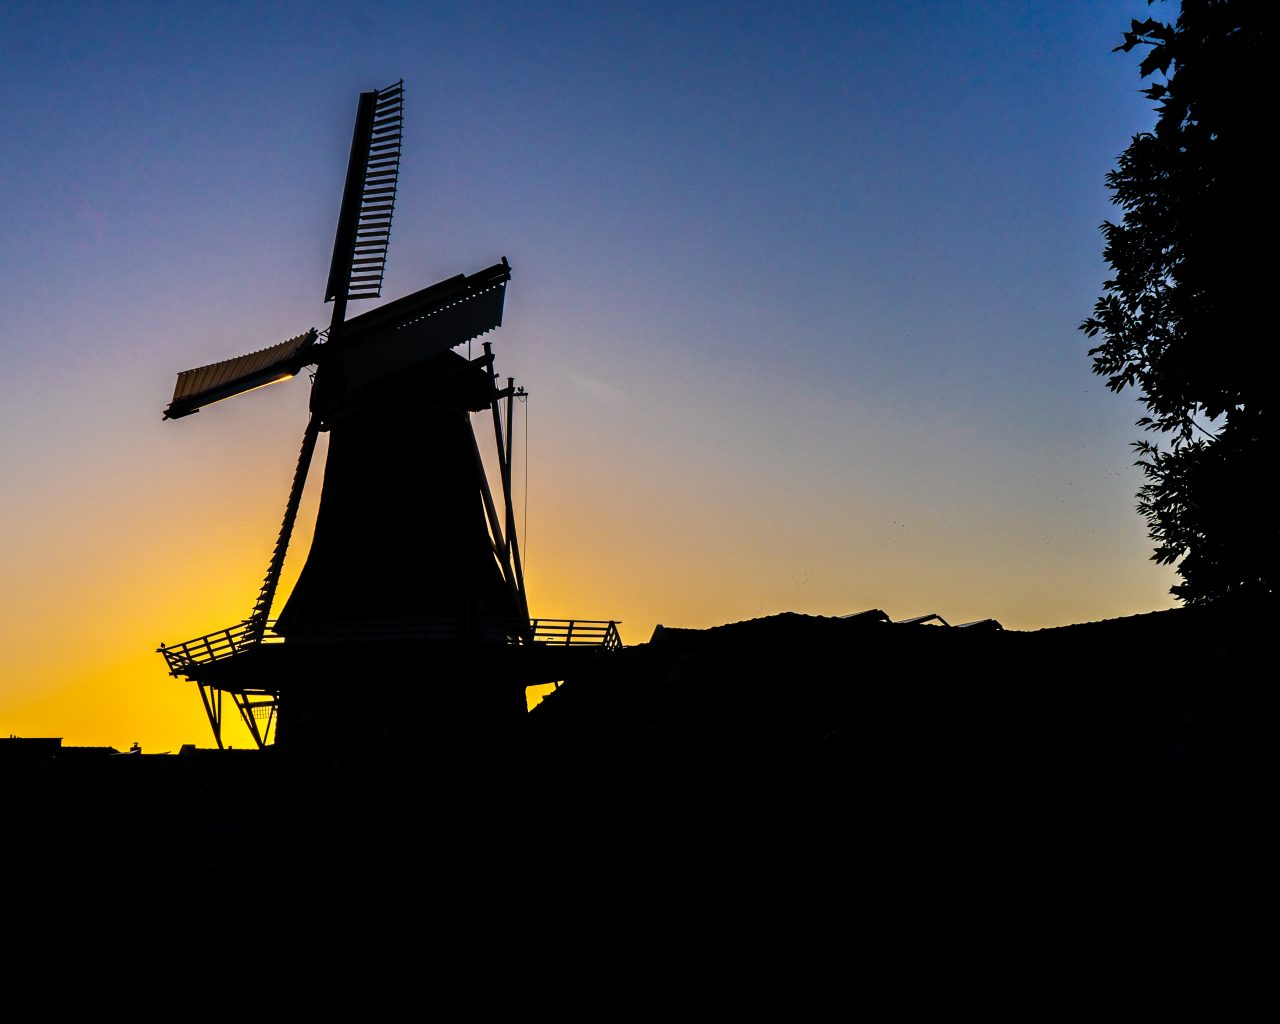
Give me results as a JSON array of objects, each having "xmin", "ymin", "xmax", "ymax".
[{"xmin": 1, "ymin": 0, "xmax": 1178, "ymax": 750}]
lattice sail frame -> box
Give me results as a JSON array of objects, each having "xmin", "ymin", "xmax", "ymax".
[{"xmin": 325, "ymin": 80, "xmax": 403, "ymax": 304}]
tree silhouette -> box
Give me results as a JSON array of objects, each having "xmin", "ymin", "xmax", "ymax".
[{"xmin": 1082, "ymin": 0, "xmax": 1274, "ymax": 604}]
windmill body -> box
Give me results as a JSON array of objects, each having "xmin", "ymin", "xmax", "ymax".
[
  {"xmin": 276, "ymin": 352, "xmax": 515, "ymax": 639},
  {"xmin": 158, "ymin": 83, "xmax": 619, "ymax": 751}
]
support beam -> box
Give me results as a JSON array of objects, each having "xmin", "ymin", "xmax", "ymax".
[
  {"xmin": 233, "ymin": 694, "xmax": 263, "ymax": 749},
  {"xmin": 469, "ymin": 422, "xmax": 511, "ymax": 576},
  {"xmin": 504, "ymin": 377, "xmax": 516, "ymax": 566},
  {"xmin": 197, "ymin": 683, "xmax": 224, "ymax": 750},
  {"xmin": 503, "ymin": 379, "xmax": 530, "ymax": 623},
  {"xmin": 231, "ymin": 692, "xmax": 274, "ymax": 750},
  {"xmin": 484, "ymin": 342, "xmax": 529, "ymax": 629}
]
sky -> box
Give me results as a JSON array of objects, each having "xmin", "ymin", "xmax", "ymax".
[{"xmin": 0, "ymin": 0, "xmax": 1178, "ymax": 751}]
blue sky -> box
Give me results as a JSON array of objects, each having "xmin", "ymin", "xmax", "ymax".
[{"xmin": 0, "ymin": 1, "xmax": 1178, "ymax": 748}]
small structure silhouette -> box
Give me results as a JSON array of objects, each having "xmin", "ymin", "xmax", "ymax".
[{"xmin": 157, "ymin": 82, "xmax": 619, "ymax": 751}]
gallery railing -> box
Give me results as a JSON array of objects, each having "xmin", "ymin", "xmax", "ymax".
[{"xmin": 159, "ymin": 617, "xmax": 622, "ymax": 677}]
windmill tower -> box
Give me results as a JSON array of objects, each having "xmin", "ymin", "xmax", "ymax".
[{"xmin": 158, "ymin": 82, "xmax": 619, "ymax": 751}]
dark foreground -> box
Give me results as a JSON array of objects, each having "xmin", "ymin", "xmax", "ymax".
[{"xmin": 2, "ymin": 607, "xmax": 1264, "ymax": 989}]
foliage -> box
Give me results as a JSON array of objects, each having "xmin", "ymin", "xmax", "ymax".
[{"xmin": 1081, "ymin": 0, "xmax": 1273, "ymax": 604}]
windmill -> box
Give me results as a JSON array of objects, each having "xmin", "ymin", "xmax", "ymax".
[{"xmin": 158, "ymin": 82, "xmax": 620, "ymax": 751}]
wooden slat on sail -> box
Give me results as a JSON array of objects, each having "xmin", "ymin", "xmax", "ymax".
[
  {"xmin": 324, "ymin": 80, "xmax": 403, "ymax": 305},
  {"xmin": 339, "ymin": 261, "xmax": 510, "ymax": 391},
  {"xmin": 164, "ymin": 329, "xmax": 317, "ymax": 419}
]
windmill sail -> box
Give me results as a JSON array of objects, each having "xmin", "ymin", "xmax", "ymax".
[
  {"xmin": 339, "ymin": 260, "xmax": 510, "ymax": 391},
  {"xmin": 325, "ymin": 80, "xmax": 403, "ymax": 305},
  {"xmin": 164, "ymin": 329, "xmax": 317, "ymax": 419}
]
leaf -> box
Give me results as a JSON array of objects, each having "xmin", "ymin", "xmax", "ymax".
[{"xmin": 1081, "ymin": 0, "xmax": 1271, "ymax": 604}]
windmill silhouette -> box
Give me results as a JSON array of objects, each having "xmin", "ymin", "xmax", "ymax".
[{"xmin": 158, "ymin": 82, "xmax": 619, "ymax": 750}]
